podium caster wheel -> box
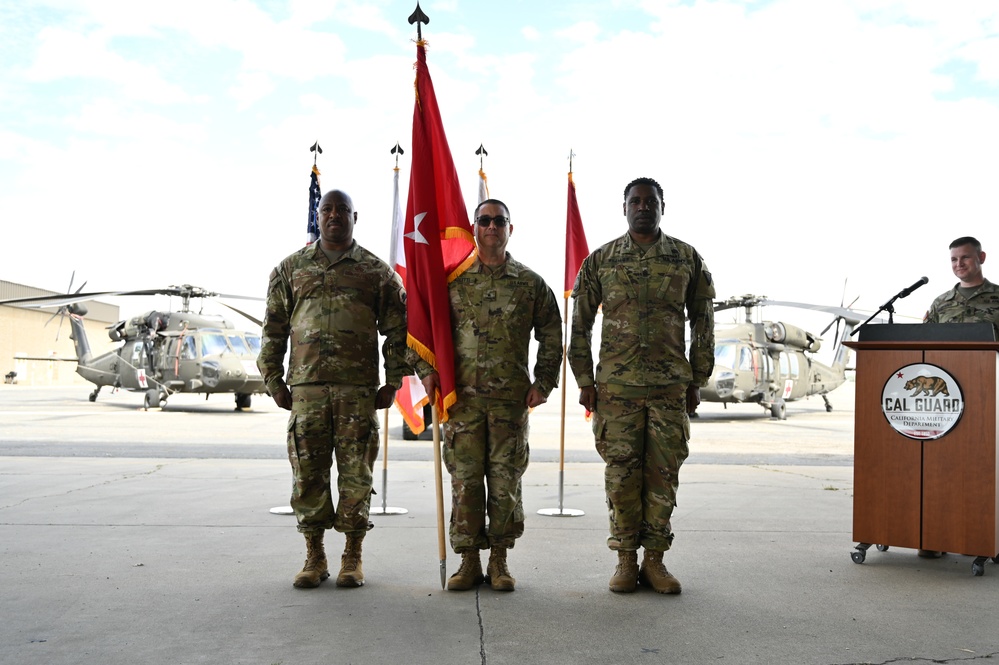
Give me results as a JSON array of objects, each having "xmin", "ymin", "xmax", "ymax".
[
  {"xmin": 851, "ymin": 550, "xmax": 866, "ymax": 564},
  {"xmin": 972, "ymin": 562, "xmax": 985, "ymax": 576},
  {"xmin": 876, "ymin": 544, "xmax": 889, "ymax": 552},
  {"xmin": 991, "ymin": 556, "xmax": 999, "ymax": 564}
]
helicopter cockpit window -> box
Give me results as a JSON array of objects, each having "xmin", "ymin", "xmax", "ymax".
[
  {"xmin": 714, "ymin": 343, "xmax": 737, "ymax": 369},
  {"xmin": 200, "ymin": 332, "xmax": 230, "ymax": 357},
  {"xmin": 227, "ymin": 334, "xmax": 250, "ymax": 355},
  {"xmin": 737, "ymin": 347, "xmax": 753, "ymax": 371},
  {"xmin": 181, "ymin": 337, "xmax": 196, "ymax": 360},
  {"xmin": 787, "ymin": 353, "xmax": 800, "ymax": 379},
  {"xmin": 245, "ymin": 333, "xmax": 261, "ymax": 355}
]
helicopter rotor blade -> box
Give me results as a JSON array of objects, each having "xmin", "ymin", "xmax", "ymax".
[
  {"xmin": 759, "ymin": 299, "xmax": 869, "ymax": 325},
  {"xmin": 215, "ymin": 292, "xmax": 266, "ymax": 302},
  {"xmin": 213, "ymin": 300, "xmax": 263, "ymax": 327}
]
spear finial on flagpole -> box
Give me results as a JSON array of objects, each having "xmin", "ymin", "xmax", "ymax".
[
  {"xmin": 310, "ymin": 141, "xmax": 322, "ymax": 167},
  {"xmin": 391, "ymin": 141, "xmax": 405, "ymax": 169},
  {"xmin": 409, "ymin": 2, "xmax": 429, "ymax": 41},
  {"xmin": 568, "ymin": 148, "xmax": 575, "ymax": 175},
  {"xmin": 476, "ymin": 143, "xmax": 488, "ymax": 170}
]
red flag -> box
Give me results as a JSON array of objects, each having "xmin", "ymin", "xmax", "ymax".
[
  {"xmin": 404, "ymin": 41, "xmax": 476, "ymax": 422},
  {"xmin": 564, "ymin": 171, "xmax": 590, "ymax": 298}
]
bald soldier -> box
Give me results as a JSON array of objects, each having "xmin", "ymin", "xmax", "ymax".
[
  {"xmin": 258, "ymin": 189, "xmax": 409, "ymax": 589},
  {"xmin": 570, "ymin": 177, "xmax": 715, "ymax": 594}
]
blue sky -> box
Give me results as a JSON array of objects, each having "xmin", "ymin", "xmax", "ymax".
[{"xmin": 2, "ymin": 0, "xmax": 999, "ymax": 335}]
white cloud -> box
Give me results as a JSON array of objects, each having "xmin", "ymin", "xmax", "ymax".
[
  {"xmin": 555, "ymin": 20, "xmax": 600, "ymax": 44},
  {"xmin": 26, "ymin": 27, "xmax": 191, "ymax": 104}
]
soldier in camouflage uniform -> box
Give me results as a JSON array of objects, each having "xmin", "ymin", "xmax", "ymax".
[
  {"xmin": 570, "ymin": 177, "xmax": 715, "ymax": 595},
  {"xmin": 258, "ymin": 189, "xmax": 408, "ymax": 590},
  {"xmin": 924, "ymin": 236, "xmax": 999, "ymax": 335},
  {"xmin": 415, "ymin": 199, "xmax": 562, "ymax": 592},
  {"xmin": 921, "ymin": 236, "xmax": 999, "ymax": 559}
]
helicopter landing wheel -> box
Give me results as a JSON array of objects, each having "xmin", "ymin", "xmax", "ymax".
[
  {"xmin": 89, "ymin": 390, "xmax": 98, "ymax": 402},
  {"xmin": 144, "ymin": 388, "xmax": 161, "ymax": 411},
  {"xmin": 770, "ymin": 400, "xmax": 787, "ymax": 420},
  {"xmin": 235, "ymin": 393, "xmax": 251, "ymax": 410}
]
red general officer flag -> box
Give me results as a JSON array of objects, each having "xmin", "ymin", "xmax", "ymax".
[
  {"xmin": 564, "ymin": 171, "xmax": 590, "ymax": 298},
  {"xmin": 404, "ymin": 41, "xmax": 476, "ymax": 422}
]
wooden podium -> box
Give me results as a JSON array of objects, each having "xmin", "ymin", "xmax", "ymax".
[{"xmin": 845, "ymin": 323, "xmax": 999, "ymax": 575}]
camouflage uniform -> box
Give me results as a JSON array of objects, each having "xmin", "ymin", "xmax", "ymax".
[
  {"xmin": 570, "ymin": 231, "xmax": 714, "ymax": 551},
  {"xmin": 416, "ymin": 254, "xmax": 562, "ymax": 553},
  {"xmin": 924, "ymin": 279, "xmax": 999, "ymax": 335},
  {"xmin": 258, "ymin": 241, "xmax": 408, "ymax": 536}
]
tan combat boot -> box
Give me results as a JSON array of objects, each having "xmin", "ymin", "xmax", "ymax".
[
  {"xmin": 336, "ymin": 533, "xmax": 365, "ymax": 587},
  {"xmin": 609, "ymin": 550, "xmax": 639, "ymax": 593},
  {"xmin": 447, "ymin": 551, "xmax": 484, "ymax": 591},
  {"xmin": 485, "ymin": 547, "xmax": 515, "ymax": 592},
  {"xmin": 293, "ymin": 532, "xmax": 329, "ymax": 589},
  {"xmin": 638, "ymin": 550, "xmax": 682, "ymax": 594}
]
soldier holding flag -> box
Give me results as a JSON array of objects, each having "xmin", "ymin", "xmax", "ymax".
[{"xmin": 414, "ymin": 199, "xmax": 562, "ymax": 592}]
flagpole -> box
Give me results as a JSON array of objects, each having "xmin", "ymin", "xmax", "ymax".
[
  {"xmin": 538, "ymin": 296, "xmax": 583, "ymax": 517},
  {"xmin": 271, "ymin": 142, "xmax": 324, "ymax": 518},
  {"xmin": 371, "ymin": 407, "xmax": 408, "ymax": 515},
  {"xmin": 373, "ymin": 145, "xmax": 409, "ymax": 517},
  {"xmin": 539, "ymin": 151, "xmax": 585, "ymax": 518},
  {"xmin": 432, "ymin": 403, "xmax": 447, "ymax": 588}
]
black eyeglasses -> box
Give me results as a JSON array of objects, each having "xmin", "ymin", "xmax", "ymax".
[{"xmin": 475, "ymin": 215, "xmax": 509, "ymax": 228}]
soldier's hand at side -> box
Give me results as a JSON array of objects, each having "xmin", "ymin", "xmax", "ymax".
[
  {"xmin": 272, "ymin": 385, "xmax": 292, "ymax": 411},
  {"xmin": 686, "ymin": 385, "xmax": 701, "ymax": 414},
  {"xmin": 579, "ymin": 386, "xmax": 597, "ymax": 412},
  {"xmin": 525, "ymin": 387, "xmax": 547, "ymax": 408},
  {"xmin": 375, "ymin": 384, "xmax": 397, "ymax": 409},
  {"xmin": 421, "ymin": 372, "xmax": 441, "ymax": 402}
]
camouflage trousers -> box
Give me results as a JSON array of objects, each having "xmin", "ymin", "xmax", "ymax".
[
  {"xmin": 442, "ymin": 395, "xmax": 530, "ymax": 553},
  {"xmin": 592, "ymin": 383, "xmax": 690, "ymax": 552},
  {"xmin": 287, "ymin": 384, "xmax": 379, "ymax": 536}
]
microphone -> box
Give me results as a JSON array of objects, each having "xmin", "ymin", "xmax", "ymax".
[{"xmin": 897, "ymin": 276, "xmax": 928, "ymax": 299}]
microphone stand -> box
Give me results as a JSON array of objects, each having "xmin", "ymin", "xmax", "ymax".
[{"xmin": 851, "ymin": 294, "xmax": 901, "ymax": 337}]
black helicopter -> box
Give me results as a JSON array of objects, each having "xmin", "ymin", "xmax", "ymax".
[{"xmin": 1, "ymin": 284, "xmax": 265, "ymax": 410}]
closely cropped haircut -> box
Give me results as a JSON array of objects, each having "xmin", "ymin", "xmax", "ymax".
[
  {"xmin": 474, "ymin": 198, "xmax": 510, "ymax": 218},
  {"xmin": 950, "ymin": 236, "xmax": 982, "ymax": 252},
  {"xmin": 623, "ymin": 177, "xmax": 664, "ymax": 202}
]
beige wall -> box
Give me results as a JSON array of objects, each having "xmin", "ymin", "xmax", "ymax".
[{"xmin": 1, "ymin": 305, "xmax": 120, "ymax": 387}]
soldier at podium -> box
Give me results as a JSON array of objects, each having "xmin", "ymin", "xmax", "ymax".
[
  {"xmin": 924, "ymin": 236, "xmax": 999, "ymax": 335},
  {"xmin": 919, "ymin": 236, "xmax": 999, "ymax": 559}
]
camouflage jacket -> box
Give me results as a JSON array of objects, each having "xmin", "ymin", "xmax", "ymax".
[
  {"xmin": 414, "ymin": 254, "xmax": 562, "ymax": 402},
  {"xmin": 924, "ymin": 279, "xmax": 999, "ymax": 332},
  {"xmin": 569, "ymin": 231, "xmax": 715, "ymax": 388},
  {"xmin": 257, "ymin": 241, "xmax": 409, "ymax": 394}
]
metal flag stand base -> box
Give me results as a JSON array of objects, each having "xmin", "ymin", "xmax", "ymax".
[
  {"xmin": 371, "ymin": 506, "xmax": 409, "ymax": 515},
  {"xmin": 537, "ymin": 507, "xmax": 585, "ymax": 517},
  {"xmin": 371, "ymin": 412, "xmax": 408, "ymax": 516},
  {"xmin": 537, "ymin": 470, "xmax": 585, "ymax": 517}
]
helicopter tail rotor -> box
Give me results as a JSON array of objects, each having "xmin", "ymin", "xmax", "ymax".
[{"xmin": 44, "ymin": 272, "xmax": 90, "ymax": 341}]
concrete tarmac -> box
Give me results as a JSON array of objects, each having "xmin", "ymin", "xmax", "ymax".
[{"xmin": 2, "ymin": 383, "xmax": 998, "ymax": 665}]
